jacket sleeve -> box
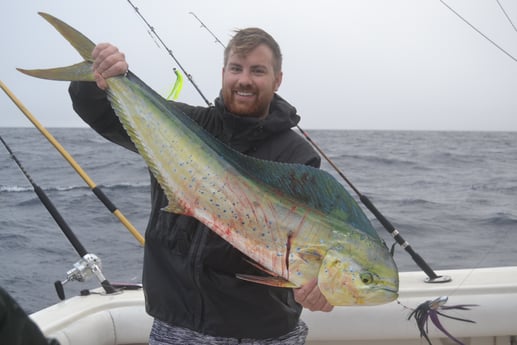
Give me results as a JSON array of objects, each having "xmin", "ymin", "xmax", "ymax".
[
  {"xmin": 68, "ymin": 80, "xmax": 137, "ymax": 152},
  {"xmin": 0, "ymin": 287, "xmax": 58, "ymax": 345}
]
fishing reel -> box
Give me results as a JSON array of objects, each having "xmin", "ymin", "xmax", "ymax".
[{"xmin": 54, "ymin": 253, "xmax": 117, "ymax": 300}]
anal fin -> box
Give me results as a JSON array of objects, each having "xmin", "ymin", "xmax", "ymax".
[{"xmin": 244, "ymin": 259, "xmax": 279, "ymax": 277}]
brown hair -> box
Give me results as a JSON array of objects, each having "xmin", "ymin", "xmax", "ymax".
[{"xmin": 224, "ymin": 28, "xmax": 283, "ymax": 74}]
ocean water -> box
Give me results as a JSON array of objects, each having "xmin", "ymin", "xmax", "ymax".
[{"xmin": 0, "ymin": 128, "xmax": 516, "ymax": 314}]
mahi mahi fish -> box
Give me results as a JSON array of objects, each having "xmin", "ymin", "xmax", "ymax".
[{"xmin": 18, "ymin": 12, "xmax": 398, "ymax": 306}]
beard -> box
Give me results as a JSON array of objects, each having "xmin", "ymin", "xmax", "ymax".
[{"xmin": 222, "ymin": 87, "xmax": 271, "ymax": 118}]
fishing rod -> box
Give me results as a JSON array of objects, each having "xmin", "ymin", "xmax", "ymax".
[
  {"xmin": 0, "ymin": 135, "xmax": 117, "ymax": 300},
  {"xmin": 126, "ymin": 5, "xmax": 445, "ymax": 281},
  {"xmin": 126, "ymin": 0, "xmax": 212, "ymax": 106},
  {"xmin": 0, "ymin": 80, "xmax": 145, "ymax": 246},
  {"xmin": 189, "ymin": 12, "xmax": 226, "ymax": 49}
]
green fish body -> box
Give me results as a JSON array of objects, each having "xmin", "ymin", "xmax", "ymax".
[{"xmin": 18, "ymin": 12, "xmax": 398, "ymax": 306}]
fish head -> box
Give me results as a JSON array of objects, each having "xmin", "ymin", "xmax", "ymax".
[{"xmin": 317, "ymin": 237, "xmax": 399, "ymax": 306}]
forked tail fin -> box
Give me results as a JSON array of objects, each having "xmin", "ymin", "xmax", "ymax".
[
  {"xmin": 16, "ymin": 12, "xmax": 96, "ymax": 82},
  {"xmin": 38, "ymin": 12, "xmax": 95, "ymax": 61}
]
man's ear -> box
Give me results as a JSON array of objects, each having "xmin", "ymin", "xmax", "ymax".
[{"xmin": 274, "ymin": 71, "xmax": 283, "ymax": 91}]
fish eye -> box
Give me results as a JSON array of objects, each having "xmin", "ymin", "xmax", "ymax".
[{"xmin": 360, "ymin": 272, "xmax": 374, "ymax": 285}]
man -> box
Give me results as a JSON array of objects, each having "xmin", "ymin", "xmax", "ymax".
[{"xmin": 69, "ymin": 27, "xmax": 332, "ymax": 344}]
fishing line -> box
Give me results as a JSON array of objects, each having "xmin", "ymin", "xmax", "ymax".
[
  {"xmin": 445, "ymin": 215, "xmax": 515, "ymax": 295},
  {"xmin": 496, "ymin": 0, "xmax": 517, "ymax": 33},
  {"xmin": 438, "ymin": 0, "xmax": 517, "ymax": 63},
  {"xmin": 0, "ymin": 80, "xmax": 145, "ymax": 246}
]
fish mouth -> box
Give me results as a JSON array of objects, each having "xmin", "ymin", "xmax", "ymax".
[
  {"xmin": 383, "ymin": 288, "xmax": 399, "ymax": 295},
  {"xmin": 369, "ymin": 285, "xmax": 398, "ymax": 297},
  {"xmin": 359, "ymin": 287, "xmax": 398, "ymax": 305},
  {"xmin": 378, "ymin": 287, "xmax": 399, "ymax": 300}
]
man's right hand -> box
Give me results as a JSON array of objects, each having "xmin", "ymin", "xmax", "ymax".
[{"xmin": 91, "ymin": 43, "xmax": 129, "ymax": 90}]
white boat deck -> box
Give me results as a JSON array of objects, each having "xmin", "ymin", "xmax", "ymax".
[{"xmin": 31, "ymin": 266, "xmax": 517, "ymax": 345}]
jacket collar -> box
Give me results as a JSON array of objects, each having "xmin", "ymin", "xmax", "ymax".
[{"xmin": 213, "ymin": 93, "xmax": 301, "ymax": 146}]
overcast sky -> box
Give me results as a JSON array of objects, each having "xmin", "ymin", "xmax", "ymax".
[{"xmin": 1, "ymin": 0, "xmax": 516, "ymax": 130}]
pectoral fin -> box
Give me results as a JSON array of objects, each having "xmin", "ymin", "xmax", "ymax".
[
  {"xmin": 162, "ymin": 203, "xmax": 187, "ymax": 214},
  {"xmin": 236, "ymin": 274, "xmax": 299, "ymax": 288}
]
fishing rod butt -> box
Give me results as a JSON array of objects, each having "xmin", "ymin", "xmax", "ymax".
[
  {"xmin": 405, "ymin": 246, "xmax": 452, "ymax": 283},
  {"xmin": 100, "ymin": 280, "xmax": 118, "ymax": 294},
  {"xmin": 425, "ymin": 275, "xmax": 452, "ymax": 284}
]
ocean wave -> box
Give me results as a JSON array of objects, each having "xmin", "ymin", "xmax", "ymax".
[
  {"xmin": 476, "ymin": 212, "xmax": 517, "ymax": 227},
  {"xmin": 0, "ymin": 233, "xmax": 31, "ymax": 249},
  {"xmin": 397, "ymin": 198, "xmax": 440, "ymax": 206},
  {"xmin": 333, "ymin": 153, "xmax": 419, "ymax": 167},
  {"xmin": 0, "ymin": 185, "xmax": 33, "ymax": 192},
  {"xmin": 98, "ymin": 182, "xmax": 150, "ymax": 190},
  {"xmin": 1, "ymin": 182, "xmax": 150, "ymax": 193},
  {"xmin": 470, "ymin": 182, "xmax": 517, "ymax": 194},
  {"xmin": 430, "ymin": 151, "xmax": 487, "ymax": 166}
]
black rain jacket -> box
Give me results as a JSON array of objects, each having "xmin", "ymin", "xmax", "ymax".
[{"xmin": 68, "ymin": 72, "xmax": 320, "ymax": 339}]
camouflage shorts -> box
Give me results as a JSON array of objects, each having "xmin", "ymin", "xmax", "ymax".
[{"xmin": 149, "ymin": 318, "xmax": 308, "ymax": 345}]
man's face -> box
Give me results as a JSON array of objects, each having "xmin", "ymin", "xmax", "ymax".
[{"xmin": 222, "ymin": 44, "xmax": 282, "ymax": 118}]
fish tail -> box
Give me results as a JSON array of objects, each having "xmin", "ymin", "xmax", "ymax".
[{"xmin": 16, "ymin": 12, "xmax": 96, "ymax": 82}]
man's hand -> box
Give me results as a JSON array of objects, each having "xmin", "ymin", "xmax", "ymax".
[
  {"xmin": 91, "ymin": 43, "xmax": 129, "ymax": 90},
  {"xmin": 294, "ymin": 278, "xmax": 334, "ymax": 312}
]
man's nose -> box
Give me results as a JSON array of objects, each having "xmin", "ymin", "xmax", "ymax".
[{"xmin": 237, "ymin": 70, "xmax": 252, "ymax": 85}]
